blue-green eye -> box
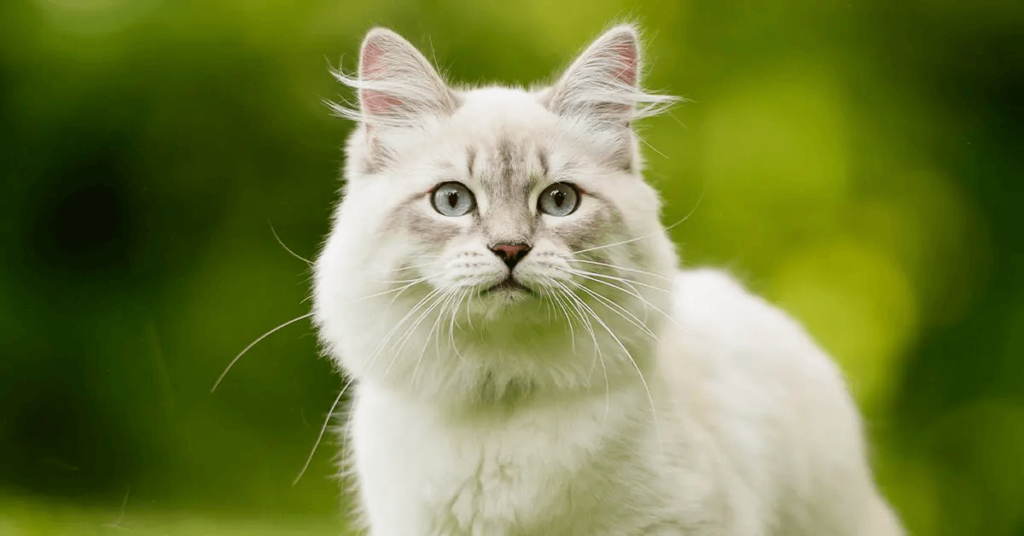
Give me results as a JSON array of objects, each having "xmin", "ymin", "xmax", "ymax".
[
  {"xmin": 538, "ymin": 182, "xmax": 580, "ymax": 217},
  {"xmin": 431, "ymin": 182, "xmax": 475, "ymax": 217}
]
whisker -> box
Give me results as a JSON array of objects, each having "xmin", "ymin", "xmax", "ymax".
[
  {"xmin": 564, "ymin": 268, "xmax": 671, "ymax": 294},
  {"xmin": 412, "ymin": 289, "xmax": 458, "ymax": 383},
  {"xmin": 215, "ymin": 278, "xmax": 432, "ymax": 393},
  {"xmin": 570, "ymin": 180, "xmax": 707, "ymax": 257},
  {"xmin": 465, "ymin": 288, "xmax": 477, "ymax": 334},
  {"xmin": 572, "ymin": 269, "xmax": 651, "ymax": 323},
  {"xmin": 569, "ymin": 259, "xmax": 673, "ymax": 282},
  {"xmin": 547, "ymin": 288, "xmax": 577, "ymax": 354},
  {"xmin": 392, "ymin": 288, "xmax": 450, "ymax": 357},
  {"xmin": 435, "ymin": 291, "xmax": 457, "ymax": 357},
  {"xmin": 561, "ymin": 286, "xmax": 663, "ymax": 452},
  {"xmin": 292, "ymin": 373, "xmax": 355, "ymax": 485},
  {"xmin": 372, "ymin": 257, "xmax": 443, "ymax": 274},
  {"xmin": 563, "ymin": 269, "xmax": 679, "ymax": 328},
  {"xmin": 269, "ymin": 222, "xmax": 314, "ymax": 265},
  {"xmin": 568, "ymin": 281, "xmax": 658, "ymax": 341},
  {"xmin": 383, "ymin": 289, "xmax": 450, "ymax": 380},
  {"xmin": 447, "ymin": 289, "xmax": 467, "ymax": 358},
  {"xmin": 212, "ymin": 312, "xmax": 314, "ymax": 393},
  {"xmin": 555, "ymin": 283, "xmax": 610, "ymax": 429},
  {"xmin": 365, "ymin": 288, "xmax": 445, "ymax": 379},
  {"xmin": 563, "ymin": 269, "xmax": 646, "ymax": 301},
  {"xmin": 368, "ymin": 277, "xmax": 430, "ymax": 285},
  {"xmin": 385, "ymin": 279, "xmax": 429, "ymax": 310}
]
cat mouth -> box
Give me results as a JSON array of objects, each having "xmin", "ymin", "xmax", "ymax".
[{"xmin": 486, "ymin": 277, "xmax": 531, "ymax": 294}]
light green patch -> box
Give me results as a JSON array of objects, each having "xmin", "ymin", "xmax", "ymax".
[{"xmin": 0, "ymin": 497, "xmax": 352, "ymax": 536}]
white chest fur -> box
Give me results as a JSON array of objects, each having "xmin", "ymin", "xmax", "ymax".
[{"xmin": 348, "ymin": 383, "xmax": 684, "ymax": 536}]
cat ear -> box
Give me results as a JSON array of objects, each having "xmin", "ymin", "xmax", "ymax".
[
  {"xmin": 547, "ymin": 25, "xmax": 674, "ymax": 128},
  {"xmin": 347, "ymin": 28, "xmax": 455, "ymax": 128}
]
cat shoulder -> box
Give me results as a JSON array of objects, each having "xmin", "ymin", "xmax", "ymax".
[
  {"xmin": 671, "ymin": 268, "xmax": 785, "ymax": 333},
  {"xmin": 669, "ymin": 268, "xmax": 839, "ymax": 376}
]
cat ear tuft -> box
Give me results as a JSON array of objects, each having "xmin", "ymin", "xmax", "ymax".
[
  {"xmin": 547, "ymin": 25, "xmax": 676, "ymax": 127},
  {"xmin": 331, "ymin": 28, "xmax": 454, "ymax": 129}
]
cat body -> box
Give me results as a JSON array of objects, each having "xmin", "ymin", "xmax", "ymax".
[{"xmin": 313, "ymin": 25, "xmax": 903, "ymax": 536}]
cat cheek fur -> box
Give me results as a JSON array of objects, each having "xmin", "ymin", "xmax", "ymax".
[{"xmin": 312, "ymin": 24, "xmax": 904, "ymax": 536}]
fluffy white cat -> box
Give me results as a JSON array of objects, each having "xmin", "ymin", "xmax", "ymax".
[{"xmin": 313, "ymin": 24, "xmax": 904, "ymax": 536}]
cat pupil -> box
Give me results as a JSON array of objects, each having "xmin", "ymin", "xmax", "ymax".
[
  {"xmin": 553, "ymin": 191, "xmax": 565, "ymax": 207},
  {"xmin": 447, "ymin": 192, "xmax": 459, "ymax": 208}
]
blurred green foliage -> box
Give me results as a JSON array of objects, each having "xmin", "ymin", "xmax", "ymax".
[{"xmin": 1, "ymin": 0, "xmax": 1022, "ymax": 534}]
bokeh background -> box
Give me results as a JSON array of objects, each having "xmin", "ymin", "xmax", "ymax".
[{"xmin": 2, "ymin": 0, "xmax": 1022, "ymax": 534}]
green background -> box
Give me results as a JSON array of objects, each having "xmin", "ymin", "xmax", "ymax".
[{"xmin": 1, "ymin": 0, "xmax": 1021, "ymax": 534}]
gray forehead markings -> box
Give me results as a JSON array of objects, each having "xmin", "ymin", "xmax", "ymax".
[
  {"xmin": 484, "ymin": 137, "xmax": 534, "ymax": 200},
  {"xmin": 465, "ymin": 138, "xmax": 572, "ymax": 205},
  {"xmin": 497, "ymin": 137, "xmax": 516, "ymax": 182}
]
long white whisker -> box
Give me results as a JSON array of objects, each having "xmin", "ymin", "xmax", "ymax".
[
  {"xmin": 215, "ymin": 277, "xmax": 433, "ymax": 393},
  {"xmin": 556, "ymin": 283, "xmax": 610, "ymax": 429},
  {"xmin": 564, "ymin": 268, "xmax": 671, "ymax": 294},
  {"xmin": 412, "ymin": 289, "xmax": 458, "ymax": 384},
  {"xmin": 447, "ymin": 289, "xmax": 468, "ymax": 359},
  {"xmin": 566, "ymin": 269, "xmax": 680, "ymax": 328},
  {"xmin": 547, "ymin": 288, "xmax": 577, "ymax": 354},
  {"xmin": 570, "ymin": 181, "xmax": 707, "ymax": 257},
  {"xmin": 563, "ymin": 287, "xmax": 662, "ymax": 452},
  {"xmin": 292, "ymin": 373, "xmax": 355, "ymax": 485},
  {"xmin": 564, "ymin": 269, "xmax": 646, "ymax": 301},
  {"xmin": 567, "ymin": 269, "xmax": 680, "ymax": 330},
  {"xmin": 569, "ymin": 259, "xmax": 673, "ymax": 282},
  {"xmin": 365, "ymin": 288, "xmax": 444, "ymax": 378},
  {"xmin": 269, "ymin": 221, "xmax": 313, "ymax": 265},
  {"xmin": 569, "ymin": 281, "xmax": 658, "ymax": 340},
  {"xmin": 568, "ymin": 267, "xmax": 652, "ymax": 322},
  {"xmin": 368, "ymin": 277, "xmax": 430, "ymax": 285},
  {"xmin": 384, "ymin": 289, "xmax": 451, "ymax": 379},
  {"xmin": 392, "ymin": 289, "xmax": 449, "ymax": 357},
  {"xmin": 212, "ymin": 312, "xmax": 314, "ymax": 393},
  {"xmin": 384, "ymin": 279, "xmax": 430, "ymax": 310},
  {"xmin": 373, "ymin": 258, "xmax": 443, "ymax": 274}
]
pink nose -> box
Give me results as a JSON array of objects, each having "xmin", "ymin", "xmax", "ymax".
[{"xmin": 489, "ymin": 243, "xmax": 531, "ymax": 269}]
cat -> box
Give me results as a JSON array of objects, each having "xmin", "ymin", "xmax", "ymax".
[{"xmin": 312, "ymin": 24, "xmax": 904, "ymax": 536}]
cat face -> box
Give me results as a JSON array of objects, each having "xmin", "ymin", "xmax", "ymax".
[
  {"xmin": 369, "ymin": 88, "xmax": 652, "ymax": 317},
  {"xmin": 314, "ymin": 26, "xmax": 679, "ymax": 402}
]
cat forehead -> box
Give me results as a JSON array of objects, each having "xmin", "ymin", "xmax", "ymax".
[
  {"xmin": 451, "ymin": 87, "xmax": 557, "ymax": 134},
  {"xmin": 453, "ymin": 86, "xmax": 563, "ymax": 178}
]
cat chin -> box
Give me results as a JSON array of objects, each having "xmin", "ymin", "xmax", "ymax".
[
  {"xmin": 482, "ymin": 288, "xmax": 533, "ymax": 305},
  {"xmin": 464, "ymin": 287, "xmax": 541, "ymax": 321}
]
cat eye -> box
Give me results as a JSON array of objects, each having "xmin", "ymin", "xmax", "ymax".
[
  {"xmin": 538, "ymin": 182, "xmax": 581, "ymax": 217},
  {"xmin": 431, "ymin": 182, "xmax": 476, "ymax": 217}
]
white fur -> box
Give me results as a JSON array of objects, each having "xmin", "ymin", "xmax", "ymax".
[{"xmin": 313, "ymin": 25, "xmax": 903, "ymax": 536}]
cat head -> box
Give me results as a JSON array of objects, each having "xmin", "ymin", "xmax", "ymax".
[{"xmin": 314, "ymin": 25, "xmax": 680, "ymax": 404}]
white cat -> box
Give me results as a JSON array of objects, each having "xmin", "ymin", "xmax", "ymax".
[{"xmin": 313, "ymin": 24, "xmax": 904, "ymax": 536}]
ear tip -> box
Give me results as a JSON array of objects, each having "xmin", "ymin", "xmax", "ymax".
[
  {"xmin": 604, "ymin": 23, "xmax": 640, "ymax": 44},
  {"xmin": 359, "ymin": 27, "xmax": 413, "ymax": 74},
  {"xmin": 361, "ymin": 27, "xmax": 406, "ymax": 51},
  {"xmin": 365, "ymin": 27, "xmax": 397, "ymax": 38}
]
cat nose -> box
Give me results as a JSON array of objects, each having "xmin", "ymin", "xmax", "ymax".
[{"xmin": 489, "ymin": 243, "xmax": 532, "ymax": 269}]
